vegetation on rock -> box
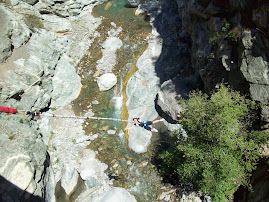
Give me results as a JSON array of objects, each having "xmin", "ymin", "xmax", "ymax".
[
  {"xmin": 159, "ymin": 84, "xmax": 268, "ymax": 201},
  {"xmin": 209, "ymin": 19, "xmax": 238, "ymax": 45}
]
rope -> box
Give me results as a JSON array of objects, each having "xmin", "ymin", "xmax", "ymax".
[
  {"xmin": 40, "ymin": 113, "xmax": 133, "ymax": 123},
  {"xmin": 0, "ymin": 106, "xmax": 133, "ymax": 123}
]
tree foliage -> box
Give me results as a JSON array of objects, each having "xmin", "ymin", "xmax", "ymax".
[{"xmin": 159, "ymin": 84, "xmax": 268, "ymax": 201}]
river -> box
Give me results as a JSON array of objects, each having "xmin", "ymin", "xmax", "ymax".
[{"xmin": 71, "ymin": 0, "xmax": 176, "ymax": 201}]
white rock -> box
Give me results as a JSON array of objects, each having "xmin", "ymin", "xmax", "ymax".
[
  {"xmin": 97, "ymin": 73, "xmax": 117, "ymax": 91},
  {"xmin": 78, "ymin": 149, "xmax": 108, "ymax": 182},
  {"xmin": 107, "ymin": 130, "xmax": 116, "ymax": 135},
  {"xmin": 92, "ymin": 100, "xmax": 99, "ymax": 104},
  {"xmin": 0, "ymin": 154, "xmax": 34, "ymax": 192},
  {"xmin": 96, "ymin": 36, "xmax": 122, "ymax": 73},
  {"xmin": 42, "ymin": 15, "xmax": 72, "ymax": 33},
  {"xmin": 90, "ymin": 187, "xmax": 137, "ymax": 202},
  {"xmin": 51, "ymin": 54, "xmax": 82, "ymax": 107},
  {"xmin": 6, "ymin": 0, "xmax": 20, "ymax": 6},
  {"xmin": 89, "ymin": 134, "xmax": 99, "ymax": 140},
  {"xmin": 76, "ymin": 136, "xmax": 92, "ymax": 144},
  {"xmin": 101, "ymin": 37, "xmax": 123, "ymax": 51},
  {"xmin": 61, "ymin": 166, "xmax": 79, "ymax": 195}
]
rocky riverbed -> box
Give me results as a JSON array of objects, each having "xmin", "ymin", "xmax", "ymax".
[{"xmin": 0, "ymin": 0, "xmax": 268, "ymax": 201}]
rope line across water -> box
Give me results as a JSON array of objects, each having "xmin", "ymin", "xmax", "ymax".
[
  {"xmin": 40, "ymin": 113, "xmax": 133, "ymax": 123},
  {"xmin": 0, "ymin": 106, "xmax": 134, "ymax": 123}
]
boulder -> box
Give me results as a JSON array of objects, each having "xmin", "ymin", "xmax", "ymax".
[
  {"xmin": 240, "ymin": 30, "xmax": 269, "ymax": 85},
  {"xmin": 127, "ymin": 0, "xmax": 141, "ymax": 7},
  {"xmin": 96, "ymin": 36, "xmax": 123, "ymax": 74},
  {"xmin": 78, "ymin": 149, "xmax": 108, "ymax": 188},
  {"xmin": 97, "ymin": 73, "xmax": 117, "ymax": 91},
  {"xmin": 61, "ymin": 166, "xmax": 79, "ymax": 195},
  {"xmin": 0, "ymin": 5, "xmax": 31, "ymax": 62},
  {"xmin": 42, "ymin": 14, "xmax": 72, "ymax": 33},
  {"xmin": 21, "ymin": 0, "xmax": 39, "ymax": 5},
  {"xmin": 101, "ymin": 37, "xmax": 123, "ymax": 51},
  {"xmin": 51, "ymin": 54, "xmax": 82, "ymax": 107},
  {"xmin": 125, "ymin": 36, "xmax": 162, "ymax": 153},
  {"xmin": 157, "ymin": 78, "xmax": 188, "ymax": 122},
  {"xmin": 90, "ymin": 187, "xmax": 137, "ymax": 202}
]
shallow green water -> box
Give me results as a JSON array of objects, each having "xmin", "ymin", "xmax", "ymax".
[{"xmin": 72, "ymin": 0, "xmax": 151, "ymax": 134}]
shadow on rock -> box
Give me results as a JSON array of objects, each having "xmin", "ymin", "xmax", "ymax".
[
  {"xmin": 148, "ymin": 0, "xmax": 203, "ymax": 122},
  {"xmin": 0, "ymin": 175, "xmax": 44, "ymax": 202},
  {"xmin": 150, "ymin": 0, "xmax": 201, "ymax": 87}
]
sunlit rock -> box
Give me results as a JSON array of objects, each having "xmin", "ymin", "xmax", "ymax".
[
  {"xmin": 51, "ymin": 54, "xmax": 82, "ymax": 107},
  {"xmin": 61, "ymin": 166, "xmax": 79, "ymax": 195},
  {"xmin": 97, "ymin": 36, "xmax": 123, "ymax": 74},
  {"xmin": 97, "ymin": 73, "xmax": 117, "ymax": 91},
  {"xmin": 90, "ymin": 187, "xmax": 137, "ymax": 202},
  {"xmin": 42, "ymin": 14, "xmax": 72, "ymax": 33}
]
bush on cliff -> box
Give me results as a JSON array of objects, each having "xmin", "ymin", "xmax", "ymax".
[
  {"xmin": 159, "ymin": 84, "xmax": 268, "ymax": 201},
  {"xmin": 209, "ymin": 19, "xmax": 238, "ymax": 45}
]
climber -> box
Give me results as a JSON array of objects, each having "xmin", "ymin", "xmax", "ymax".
[{"xmin": 124, "ymin": 108, "xmax": 164, "ymax": 133}]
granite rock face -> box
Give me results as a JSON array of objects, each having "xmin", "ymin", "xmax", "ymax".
[
  {"xmin": 0, "ymin": 5, "xmax": 31, "ymax": 62},
  {"xmin": 125, "ymin": 39, "xmax": 162, "ymax": 153},
  {"xmin": 174, "ymin": 0, "xmax": 269, "ymax": 126},
  {"xmin": 239, "ymin": 30, "xmax": 269, "ymax": 105},
  {"xmin": 0, "ymin": 27, "xmax": 82, "ymax": 201},
  {"xmin": 51, "ymin": 54, "xmax": 82, "ymax": 107},
  {"xmin": 125, "ymin": 0, "xmax": 195, "ymax": 153},
  {"xmin": 0, "ymin": 116, "xmax": 50, "ymax": 201},
  {"xmin": 157, "ymin": 78, "xmax": 188, "ymax": 122},
  {"xmin": 0, "ymin": 0, "xmax": 104, "ymax": 201}
]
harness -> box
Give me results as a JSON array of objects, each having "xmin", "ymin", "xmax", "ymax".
[
  {"xmin": 143, "ymin": 121, "xmax": 149, "ymax": 128},
  {"xmin": 136, "ymin": 118, "xmax": 149, "ymax": 128}
]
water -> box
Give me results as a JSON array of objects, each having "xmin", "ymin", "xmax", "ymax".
[
  {"xmin": 72, "ymin": 0, "xmax": 176, "ymax": 201},
  {"xmin": 72, "ymin": 0, "xmax": 151, "ymax": 134}
]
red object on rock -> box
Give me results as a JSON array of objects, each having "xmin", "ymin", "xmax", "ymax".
[{"xmin": 0, "ymin": 106, "xmax": 17, "ymax": 114}]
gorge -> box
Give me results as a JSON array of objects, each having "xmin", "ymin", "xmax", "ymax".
[{"xmin": 0, "ymin": 0, "xmax": 268, "ymax": 201}]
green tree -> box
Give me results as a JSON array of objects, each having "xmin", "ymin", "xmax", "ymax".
[{"xmin": 159, "ymin": 84, "xmax": 268, "ymax": 201}]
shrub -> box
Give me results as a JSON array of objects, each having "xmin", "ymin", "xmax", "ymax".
[
  {"xmin": 159, "ymin": 84, "xmax": 268, "ymax": 201},
  {"xmin": 209, "ymin": 19, "xmax": 238, "ymax": 45}
]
